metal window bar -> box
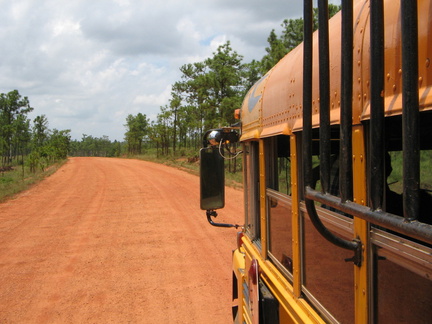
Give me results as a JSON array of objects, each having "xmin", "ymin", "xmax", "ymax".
[
  {"xmin": 369, "ymin": 0, "xmax": 385, "ymax": 211},
  {"xmin": 318, "ymin": 0, "xmax": 331, "ymax": 194},
  {"xmin": 401, "ymin": 0, "xmax": 420, "ymax": 221},
  {"xmin": 340, "ymin": 0, "xmax": 354, "ymax": 203},
  {"xmin": 303, "ymin": 0, "xmax": 362, "ymax": 266},
  {"xmin": 303, "ymin": 0, "xmax": 313, "ymax": 189}
]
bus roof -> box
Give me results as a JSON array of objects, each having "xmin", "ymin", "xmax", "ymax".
[{"xmin": 239, "ymin": 0, "xmax": 432, "ymax": 141}]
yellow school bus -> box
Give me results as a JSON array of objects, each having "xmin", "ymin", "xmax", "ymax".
[{"xmin": 200, "ymin": 0, "xmax": 432, "ymax": 322}]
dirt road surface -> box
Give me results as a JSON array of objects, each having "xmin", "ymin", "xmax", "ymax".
[{"xmin": 0, "ymin": 157, "xmax": 243, "ymax": 323}]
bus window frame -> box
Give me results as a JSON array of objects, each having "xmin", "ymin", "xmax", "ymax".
[
  {"xmin": 371, "ymin": 227, "xmax": 432, "ymax": 322},
  {"xmin": 263, "ymin": 136, "xmax": 296, "ymax": 276},
  {"xmin": 244, "ymin": 141, "xmax": 261, "ymax": 242},
  {"xmin": 371, "ymin": 228, "xmax": 432, "ymax": 281}
]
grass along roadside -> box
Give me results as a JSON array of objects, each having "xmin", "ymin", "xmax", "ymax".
[
  {"xmin": 0, "ymin": 160, "xmax": 67, "ymax": 202},
  {"xmin": 128, "ymin": 151, "xmax": 244, "ymax": 190},
  {"xmin": 0, "ymin": 152, "xmax": 243, "ymax": 203}
]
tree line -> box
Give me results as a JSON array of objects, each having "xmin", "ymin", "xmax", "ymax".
[
  {"xmin": 0, "ymin": 90, "xmax": 71, "ymax": 171},
  {"xmin": 69, "ymin": 135, "xmax": 123, "ymax": 158},
  {"xmin": 124, "ymin": 5, "xmax": 341, "ymax": 156}
]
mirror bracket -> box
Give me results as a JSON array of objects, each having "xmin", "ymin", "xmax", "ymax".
[{"xmin": 206, "ymin": 209, "xmax": 240, "ymax": 229}]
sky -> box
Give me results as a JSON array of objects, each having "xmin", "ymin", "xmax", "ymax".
[{"xmin": 0, "ymin": 0, "xmax": 338, "ymax": 142}]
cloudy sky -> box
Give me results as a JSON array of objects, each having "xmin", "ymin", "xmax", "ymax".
[{"xmin": 1, "ymin": 0, "xmax": 338, "ymax": 141}]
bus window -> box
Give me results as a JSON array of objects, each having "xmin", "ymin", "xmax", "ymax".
[
  {"xmin": 379, "ymin": 113, "xmax": 432, "ymax": 224},
  {"xmin": 265, "ymin": 136, "xmax": 294, "ymax": 275},
  {"xmin": 302, "ymin": 209, "xmax": 354, "ymax": 323},
  {"xmin": 386, "ymin": 149, "xmax": 432, "ymax": 224},
  {"xmin": 301, "ymin": 129, "xmax": 354, "ymax": 321},
  {"xmin": 267, "ymin": 191, "xmax": 293, "ymax": 274},
  {"xmin": 265, "ymin": 135, "xmax": 291, "ymax": 194},
  {"xmin": 372, "ymin": 236, "xmax": 432, "ymax": 323},
  {"xmin": 420, "ymin": 149, "xmax": 432, "ymax": 224},
  {"xmin": 244, "ymin": 141, "xmax": 260, "ymax": 241}
]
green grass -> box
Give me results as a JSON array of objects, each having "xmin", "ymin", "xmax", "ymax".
[
  {"xmin": 129, "ymin": 149, "xmax": 244, "ymax": 189},
  {"xmin": 0, "ymin": 160, "xmax": 66, "ymax": 202},
  {"xmin": 388, "ymin": 150, "xmax": 432, "ymax": 194}
]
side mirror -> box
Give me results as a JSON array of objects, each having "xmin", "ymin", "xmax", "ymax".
[
  {"xmin": 200, "ymin": 147, "xmax": 225, "ymax": 210},
  {"xmin": 200, "ymin": 128, "xmax": 241, "ymax": 229}
]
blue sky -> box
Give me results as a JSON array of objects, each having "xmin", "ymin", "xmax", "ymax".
[{"xmin": 0, "ymin": 0, "xmax": 339, "ymax": 141}]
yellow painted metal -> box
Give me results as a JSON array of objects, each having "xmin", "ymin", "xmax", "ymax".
[
  {"xmin": 260, "ymin": 123, "xmax": 290, "ymax": 138},
  {"xmin": 352, "ymin": 125, "xmax": 369, "ymax": 323},
  {"xmin": 359, "ymin": 1, "xmax": 432, "ymax": 120},
  {"xmin": 232, "ymin": 247, "xmax": 246, "ymax": 323},
  {"xmin": 240, "ymin": 236, "xmax": 325, "ymax": 324},
  {"xmin": 290, "ymin": 135, "xmax": 302, "ymax": 298},
  {"xmin": 240, "ymin": 129, "xmax": 260, "ymax": 141},
  {"xmin": 240, "ymin": 73, "xmax": 269, "ymax": 140},
  {"xmin": 259, "ymin": 139, "xmax": 268, "ymax": 260},
  {"xmin": 351, "ymin": 0, "xmax": 370, "ymax": 125}
]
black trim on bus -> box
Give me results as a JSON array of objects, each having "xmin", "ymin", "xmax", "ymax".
[
  {"xmin": 401, "ymin": 0, "xmax": 420, "ymax": 222},
  {"xmin": 259, "ymin": 280, "xmax": 279, "ymax": 324},
  {"xmin": 318, "ymin": 0, "xmax": 331, "ymax": 195},
  {"xmin": 369, "ymin": 0, "xmax": 385, "ymax": 211},
  {"xmin": 340, "ymin": 0, "xmax": 354, "ymax": 203},
  {"xmin": 232, "ymin": 271, "xmax": 239, "ymax": 321},
  {"xmin": 305, "ymin": 189, "xmax": 432, "ymax": 244}
]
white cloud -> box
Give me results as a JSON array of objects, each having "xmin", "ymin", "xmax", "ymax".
[{"xmin": 132, "ymin": 86, "xmax": 171, "ymax": 108}]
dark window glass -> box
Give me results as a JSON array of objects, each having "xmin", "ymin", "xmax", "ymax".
[
  {"xmin": 268, "ymin": 191, "xmax": 293, "ymax": 273},
  {"xmin": 374, "ymin": 245, "xmax": 432, "ymax": 323},
  {"xmin": 245, "ymin": 142, "xmax": 260, "ymax": 240},
  {"xmin": 303, "ymin": 210, "xmax": 354, "ymax": 323},
  {"xmin": 265, "ymin": 136, "xmax": 293, "ymax": 274}
]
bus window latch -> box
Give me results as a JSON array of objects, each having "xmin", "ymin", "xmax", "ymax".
[{"xmin": 344, "ymin": 239, "xmax": 362, "ymax": 267}]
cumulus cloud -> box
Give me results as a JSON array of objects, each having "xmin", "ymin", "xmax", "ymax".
[{"xmin": 0, "ymin": 0, "xmax": 338, "ymax": 141}]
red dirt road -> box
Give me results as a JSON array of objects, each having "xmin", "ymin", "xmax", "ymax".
[{"xmin": 0, "ymin": 157, "xmax": 243, "ymax": 323}]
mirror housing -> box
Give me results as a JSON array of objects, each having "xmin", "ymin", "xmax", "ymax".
[
  {"xmin": 200, "ymin": 147, "xmax": 225, "ymax": 210},
  {"xmin": 199, "ymin": 127, "xmax": 241, "ymax": 228},
  {"xmin": 202, "ymin": 128, "xmax": 239, "ymax": 148}
]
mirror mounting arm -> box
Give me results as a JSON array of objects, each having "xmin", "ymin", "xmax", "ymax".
[{"xmin": 206, "ymin": 210, "xmax": 240, "ymax": 229}]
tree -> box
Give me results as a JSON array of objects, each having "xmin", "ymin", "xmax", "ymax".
[
  {"xmin": 0, "ymin": 90, "xmax": 33, "ymax": 165},
  {"xmin": 175, "ymin": 62, "xmax": 210, "ymax": 140},
  {"xmin": 261, "ymin": 30, "xmax": 288, "ymax": 73},
  {"xmin": 124, "ymin": 113, "xmax": 149, "ymax": 154},
  {"xmin": 32, "ymin": 115, "xmax": 49, "ymax": 149},
  {"xmin": 205, "ymin": 41, "xmax": 244, "ymax": 127},
  {"xmin": 242, "ymin": 59, "xmax": 264, "ymax": 95},
  {"xmin": 169, "ymin": 91, "xmax": 182, "ymax": 154},
  {"xmin": 148, "ymin": 108, "xmax": 173, "ymax": 157},
  {"xmin": 280, "ymin": 17, "xmax": 305, "ymax": 53},
  {"xmin": 156, "ymin": 106, "xmax": 173, "ymax": 155},
  {"xmin": 12, "ymin": 114, "xmax": 31, "ymax": 164},
  {"xmin": 48, "ymin": 129, "xmax": 71, "ymax": 160},
  {"xmin": 261, "ymin": 4, "xmax": 342, "ymax": 73},
  {"xmin": 69, "ymin": 135, "xmax": 122, "ymax": 157}
]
